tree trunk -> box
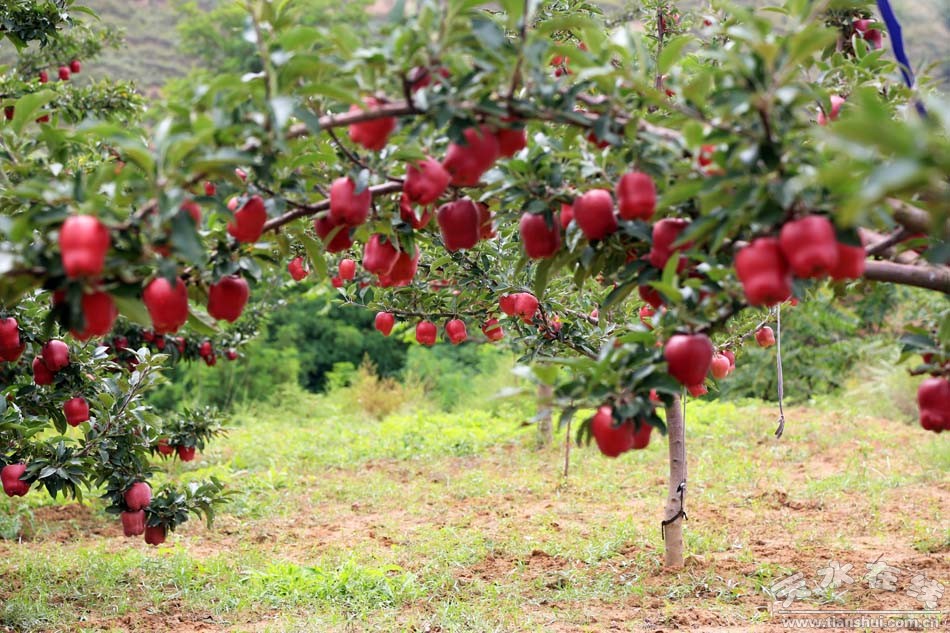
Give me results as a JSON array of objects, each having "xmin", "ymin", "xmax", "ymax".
[
  {"xmin": 536, "ymin": 384, "xmax": 554, "ymax": 447},
  {"xmin": 663, "ymin": 395, "xmax": 686, "ymax": 568}
]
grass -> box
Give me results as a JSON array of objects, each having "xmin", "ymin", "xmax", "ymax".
[{"xmin": 0, "ymin": 387, "xmax": 947, "ymax": 632}]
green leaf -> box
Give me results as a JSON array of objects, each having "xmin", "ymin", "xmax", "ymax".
[
  {"xmin": 658, "ymin": 36, "xmax": 692, "ymax": 75},
  {"xmin": 113, "ymin": 296, "xmax": 151, "ymax": 327},
  {"xmin": 300, "ymin": 235, "xmax": 329, "ymax": 279},
  {"xmin": 11, "ymin": 91, "xmax": 56, "ymax": 134},
  {"xmin": 186, "ymin": 308, "xmax": 219, "ymax": 337}
]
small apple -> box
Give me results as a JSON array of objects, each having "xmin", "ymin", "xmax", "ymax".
[
  {"xmin": 60, "ymin": 215, "xmax": 111, "ymax": 278},
  {"xmin": 710, "ymin": 354, "xmax": 731, "ymax": 380},
  {"xmin": 314, "ymin": 215, "xmax": 353, "ymax": 253},
  {"xmin": 362, "ymin": 234, "xmax": 400, "ymax": 276},
  {"xmin": 121, "ymin": 510, "xmax": 145, "ymax": 537},
  {"xmin": 917, "ymin": 377, "xmax": 950, "ymax": 433},
  {"xmin": 70, "ymin": 290, "xmax": 118, "ymax": 341},
  {"xmin": 207, "ymin": 275, "xmax": 249, "ymax": 323},
  {"xmin": 482, "ymin": 318, "xmax": 504, "ymax": 342},
  {"xmin": 817, "ymin": 95, "xmax": 845, "ymax": 126},
  {"xmin": 649, "ymin": 218, "xmax": 691, "ymax": 271},
  {"xmin": 144, "ymin": 524, "xmax": 166, "ymax": 546},
  {"xmin": 288, "ymin": 256, "xmax": 309, "ymax": 281},
  {"xmin": 347, "ymin": 97, "xmax": 396, "ymax": 151},
  {"xmin": 572, "ymin": 190, "xmax": 618, "ymax": 241},
  {"xmin": 38, "ymin": 70, "xmax": 49, "ymax": 83},
  {"xmin": 156, "ymin": 438, "xmax": 174, "ymax": 456},
  {"xmin": 590, "ymin": 406, "xmax": 635, "ymax": 457},
  {"xmin": 375, "ymin": 312, "xmax": 395, "ymax": 336},
  {"xmin": 42, "ymin": 340, "xmax": 70, "ymax": 372},
  {"xmin": 735, "ymin": 238, "xmax": 793, "ymax": 306},
  {"xmin": 124, "ymin": 482, "xmax": 152, "ymax": 511},
  {"xmin": 69, "ymin": 59, "xmax": 81, "ymax": 73},
  {"xmin": 437, "ymin": 199, "xmax": 480, "ymax": 251},
  {"xmin": 177, "ymin": 446, "xmax": 196, "ymax": 462},
  {"xmin": 664, "ymin": 333, "xmax": 714, "ymax": 386},
  {"xmin": 63, "ymin": 396, "xmax": 90, "ymax": 426},
  {"xmin": 1, "ymin": 463, "xmax": 29, "ymax": 497},
  {"xmin": 829, "ymin": 242, "xmax": 866, "ymax": 281},
  {"xmin": 143, "ymin": 277, "xmax": 190, "ymax": 335},
  {"xmin": 688, "ymin": 383, "xmax": 708, "ymax": 397},
  {"xmin": 445, "ymin": 319, "xmax": 468, "ymax": 344},
  {"xmin": 442, "ymin": 126, "xmax": 501, "ymax": 186},
  {"xmin": 58, "ymin": 66, "xmax": 70, "ymax": 81},
  {"xmin": 755, "ymin": 326, "xmax": 776, "ymax": 348},
  {"xmin": 519, "ymin": 212, "xmax": 562, "ymax": 259},
  {"xmin": 779, "ymin": 215, "xmax": 839, "ymax": 278},
  {"xmin": 203, "ymin": 181, "xmax": 216, "ymax": 196},
  {"xmin": 639, "ymin": 305, "xmax": 655, "ymax": 329},
  {"xmin": 415, "ymin": 321, "xmax": 437, "ymax": 346},
  {"xmin": 329, "ymin": 177, "xmax": 371, "ymax": 226},
  {"xmin": 399, "ymin": 193, "xmax": 432, "ymax": 229},
  {"xmin": 227, "ymin": 195, "xmax": 267, "ymax": 243},
  {"xmin": 616, "ymin": 172, "xmax": 657, "ymax": 220},
  {"xmin": 404, "ymin": 158, "xmax": 450, "ymax": 205}
]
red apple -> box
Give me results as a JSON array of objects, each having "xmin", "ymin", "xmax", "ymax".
[
  {"xmin": 482, "ymin": 318, "xmax": 504, "ymax": 342},
  {"xmin": 513, "ymin": 293, "xmax": 539, "ymax": 323},
  {"xmin": 572, "ymin": 189, "xmax": 618, "ymax": 240},
  {"xmin": 442, "ymin": 126, "xmax": 501, "ymax": 186},
  {"xmin": 817, "ymin": 95, "xmax": 846, "ymax": 126},
  {"xmin": 203, "ymin": 181, "xmax": 216, "ymax": 196},
  {"xmin": 416, "ymin": 321, "xmax": 437, "ymax": 346},
  {"xmin": 208, "ymin": 275, "xmax": 249, "ymax": 323},
  {"xmin": 121, "ymin": 510, "xmax": 145, "ymax": 536},
  {"xmin": 559, "ymin": 202, "xmax": 574, "ymax": 230},
  {"xmin": 63, "ymin": 396, "xmax": 90, "ymax": 426},
  {"xmin": 404, "ymin": 158, "xmax": 450, "ymax": 205},
  {"xmin": 124, "ymin": 481, "xmax": 152, "ymax": 511},
  {"xmin": 60, "ymin": 215, "xmax": 110, "ymax": 278},
  {"xmin": 71, "ymin": 290, "xmax": 118, "ymax": 341},
  {"xmin": 379, "ymin": 246, "xmax": 418, "ymax": 286},
  {"xmin": 477, "ymin": 203, "xmax": 496, "ymax": 240},
  {"xmin": 829, "ymin": 242, "xmax": 866, "ymax": 280},
  {"xmin": 3, "ymin": 106, "xmax": 13, "ymax": 120},
  {"xmin": 639, "ymin": 305, "xmax": 655, "ymax": 328},
  {"xmin": 495, "ymin": 123, "xmax": 527, "ymax": 157},
  {"xmin": 688, "ymin": 383, "xmax": 708, "ymax": 397},
  {"xmin": 204, "ymin": 353, "xmax": 217, "ymax": 366},
  {"xmin": 616, "ymin": 172, "xmax": 657, "ymax": 220},
  {"xmin": 235, "ymin": 167, "xmax": 248, "ymax": 182},
  {"xmin": 399, "ymin": 193, "xmax": 432, "ymax": 229},
  {"xmin": 329, "ymin": 177, "xmax": 371, "ymax": 226},
  {"xmin": 639, "ymin": 285, "xmax": 663, "ymax": 309},
  {"xmin": 362, "ymin": 234, "xmax": 400, "ymax": 276},
  {"xmin": 347, "ymin": 97, "xmax": 396, "ymax": 151},
  {"xmin": 445, "ymin": 319, "xmax": 468, "ymax": 344},
  {"xmin": 735, "ymin": 238, "xmax": 793, "ymax": 306},
  {"xmin": 38, "ymin": 70, "xmax": 49, "ymax": 83},
  {"xmin": 632, "ymin": 421, "xmax": 652, "ymax": 450},
  {"xmin": 917, "ymin": 377, "xmax": 950, "ymax": 433},
  {"xmin": 58, "ymin": 66, "xmax": 70, "ymax": 81},
  {"xmin": 375, "ymin": 311, "xmax": 395, "ymax": 336},
  {"xmin": 143, "ymin": 277, "xmax": 189, "ymax": 334},
  {"xmin": 144, "ymin": 524, "xmax": 166, "ymax": 546},
  {"xmin": 33, "ymin": 357, "xmax": 55, "ymax": 385},
  {"xmin": 1, "ymin": 463, "xmax": 29, "ymax": 497},
  {"xmin": 314, "ymin": 215, "xmax": 353, "ymax": 253},
  {"xmin": 0, "ymin": 342, "xmax": 24, "ymax": 363},
  {"xmin": 0, "ymin": 317, "xmax": 20, "ymax": 353},
  {"xmin": 862, "ymin": 28, "xmax": 883, "ymax": 49},
  {"xmin": 664, "ymin": 333, "xmax": 714, "ymax": 386},
  {"xmin": 437, "ymin": 199, "xmax": 480, "ymax": 251},
  {"xmin": 722, "ymin": 350, "xmax": 736, "ymax": 371},
  {"xmin": 177, "ymin": 446, "xmax": 196, "ymax": 462},
  {"xmin": 225, "ymin": 349, "xmax": 238, "ymax": 361},
  {"xmin": 755, "ymin": 326, "xmax": 776, "ymax": 348},
  {"xmin": 710, "ymin": 354, "xmax": 731, "ymax": 380},
  {"xmin": 288, "ymin": 256, "xmax": 308, "ymax": 281},
  {"xmin": 339, "ymin": 258, "xmax": 356, "ymax": 281},
  {"xmin": 180, "ymin": 200, "xmax": 201, "ymax": 225},
  {"xmin": 519, "ymin": 212, "xmax": 562, "ymax": 259},
  {"xmin": 779, "ymin": 215, "xmax": 838, "ymax": 278},
  {"xmin": 499, "ymin": 294, "xmax": 517, "ymax": 316},
  {"xmin": 41, "ymin": 340, "xmax": 70, "ymax": 372},
  {"xmin": 227, "ymin": 195, "xmax": 267, "ymax": 243},
  {"xmin": 156, "ymin": 438, "xmax": 174, "ymax": 456},
  {"xmin": 649, "ymin": 218, "xmax": 691, "ymax": 271},
  {"xmin": 590, "ymin": 406, "xmax": 635, "ymax": 457}
]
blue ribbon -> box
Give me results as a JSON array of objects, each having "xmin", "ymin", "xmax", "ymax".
[{"xmin": 875, "ymin": 0, "xmax": 927, "ymax": 116}]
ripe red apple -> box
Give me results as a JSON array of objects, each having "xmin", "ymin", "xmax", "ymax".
[
  {"xmin": 71, "ymin": 290, "xmax": 118, "ymax": 341},
  {"xmin": 649, "ymin": 218, "xmax": 691, "ymax": 271},
  {"xmin": 60, "ymin": 215, "xmax": 110, "ymax": 278},
  {"xmin": 3, "ymin": 106, "xmax": 13, "ymax": 120},
  {"xmin": 572, "ymin": 190, "xmax": 618, "ymax": 241},
  {"xmin": 590, "ymin": 406, "xmax": 635, "ymax": 457},
  {"xmin": 69, "ymin": 59, "xmax": 81, "ymax": 73},
  {"xmin": 664, "ymin": 333, "xmax": 714, "ymax": 386},
  {"xmin": 314, "ymin": 215, "xmax": 353, "ymax": 253},
  {"xmin": 495, "ymin": 123, "xmax": 527, "ymax": 157},
  {"xmin": 199, "ymin": 341, "xmax": 213, "ymax": 358},
  {"xmin": 347, "ymin": 97, "xmax": 396, "ymax": 151},
  {"xmin": 817, "ymin": 95, "xmax": 845, "ymax": 126},
  {"xmin": 0, "ymin": 317, "xmax": 20, "ymax": 353},
  {"xmin": 482, "ymin": 318, "xmax": 504, "ymax": 342},
  {"xmin": 156, "ymin": 438, "xmax": 174, "ymax": 456},
  {"xmin": 513, "ymin": 292, "xmax": 539, "ymax": 323},
  {"xmin": 437, "ymin": 199, "xmax": 480, "ymax": 252},
  {"xmin": 616, "ymin": 172, "xmax": 657, "ymax": 220},
  {"xmin": 339, "ymin": 258, "xmax": 356, "ymax": 281},
  {"xmin": 204, "ymin": 353, "xmax": 217, "ymax": 366},
  {"xmin": 329, "ymin": 177, "xmax": 371, "ymax": 226},
  {"xmin": 36, "ymin": 114, "xmax": 50, "ymax": 124},
  {"xmin": 288, "ymin": 256, "xmax": 308, "ymax": 281},
  {"xmin": 227, "ymin": 195, "xmax": 267, "ymax": 243},
  {"xmin": 235, "ymin": 167, "xmax": 248, "ymax": 182},
  {"xmin": 519, "ymin": 212, "xmax": 562, "ymax": 259},
  {"xmin": 208, "ymin": 275, "xmax": 249, "ymax": 323},
  {"xmin": 144, "ymin": 525, "xmax": 166, "ymax": 546},
  {"xmin": 499, "ymin": 294, "xmax": 517, "ymax": 316},
  {"xmin": 0, "ymin": 342, "xmax": 24, "ymax": 363},
  {"xmin": 735, "ymin": 238, "xmax": 793, "ymax": 306},
  {"xmin": 124, "ymin": 481, "xmax": 152, "ymax": 511},
  {"xmin": 38, "ymin": 70, "xmax": 49, "ymax": 83},
  {"xmin": 415, "ymin": 321, "xmax": 437, "ymax": 346},
  {"xmin": 362, "ymin": 234, "xmax": 400, "ymax": 276},
  {"xmin": 632, "ymin": 421, "xmax": 653, "ymax": 449},
  {"xmin": 58, "ymin": 66, "xmax": 70, "ymax": 81},
  {"xmin": 722, "ymin": 350, "xmax": 736, "ymax": 372},
  {"xmin": 404, "ymin": 159, "xmax": 450, "ymax": 205},
  {"xmin": 180, "ymin": 200, "xmax": 202, "ymax": 225},
  {"xmin": 203, "ymin": 181, "xmax": 216, "ymax": 196},
  {"xmin": 225, "ymin": 349, "xmax": 238, "ymax": 361},
  {"xmin": 639, "ymin": 285, "xmax": 663, "ymax": 309},
  {"xmin": 177, "ymin": 446, "xmax": 196, "ymax": 462},
  {"xmin": 399, "ymin": 193, "xmax": 432, "ymax": 229},
  {"xmin": 1, "ymin": 463, "xmax": 29, "ymax": 497},
  {"xmin": 829, "ymin": 242, "xmax": 866, "ymax": 280},
  {"xmin": 409, "ymin": 65, "xmax": 451, "ymax": 91},
  {"xmin": 559, "ymin": 202, "xmax": 574, "ymax": 229},
  {"xmin": 445, "ymin": 319, "xmax": 468, "ymax": 344},
  {"xmin": 779, "ymin": 215, "xmax": 839, "ymax": 278},
  {"xmin": 375, "ymin": 312, "xmax": 395, "ymax": 336},
  {"xmin": 121, "ymin": 510, "xmax": 145, "ymax": 537},
  {"xmin": 688, "ymin": 383, "xmax": 708, "ymax": 397},
  {"xmin": 442, "ymin": 126, "xmax": 501, "ymax": 186},
  {"xmin": 710, "ymin": 354, "xmax": 731, "ymax": 379},
  {"xmin": 64, "ymin": 396, "xmax": 90, "ymax": 426},
  {"xmin": 639, "ymin": 305, "xmax": 655, "ymax": 328},
  {"xmin": 143, "ymin": 276, "xmax": 190, "ymax": 334},
  {"xmin": 379, "ymin": 246, "xmax": 419, "ymax": 286},
  {"xmin": 477, "ymin": 203, "xmax": 496, "ymax": 240},
  {"xmin": 42, "ymin": 340, "xmax": 70, "ymax": 372},
  {"xmin": 755, "ymin": 326, "xmax": 776, "ymax": 348},
  {"xmin": 917, "ymin": 377, "xmax": 950, "ymax": 432},
  {"xmin": 33, "ymin": 357, "xmax": 55, "ymax": 385}
]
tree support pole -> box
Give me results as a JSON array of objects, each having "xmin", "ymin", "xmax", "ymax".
[
  {"xmin": 662, "ymin": 395, "xmax": 686, "ymax": 568},
  {"xmin": 536, "ymin": 383, "xmax": 554, "ymax": 448}
]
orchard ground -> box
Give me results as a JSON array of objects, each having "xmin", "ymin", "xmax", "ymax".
[{"xmin": 1, "ymin": 384, "xmax": 947, "ymax": 633}]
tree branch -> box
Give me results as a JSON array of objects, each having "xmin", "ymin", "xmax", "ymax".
[{"xmin": 863, "ymin": 260, "xmax": 950, "ymax": 293}]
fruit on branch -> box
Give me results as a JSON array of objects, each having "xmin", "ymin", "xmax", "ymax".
[
  {"xmin": 817, "ymin": 95, "xmax": 846, "ymax": 126},
  {"xmin": 0, "ymin": 318, "xmax": 20, "ymax": 354},
  {"xmin": 409, "ymin": 65, "xmax": 451, "ymax": 91},
  {"xmin": 632, "ymin": 421, "xmax": 653, "ymax": 449},
  {"xmin": 590, "ymin": 406, "xmax": 635, "ymax": 457},
  {"xmin": 639, "ymin": 305, "xmax": 655, "ymax": 328},
  {"xmin": 227, "ymin": 195, "xmax": 267, "ymax": 243},
  {"xmin": 339, "ymin": 258, "xmax": 356, "ymax": 281},
  {"xmin": 0, "ymin": 342, "xmax": 24, "ymax": 362},
  {"xmin": 63, "ymin": 396, "xmax": 90, "ymax": 426},
  {"xmin": 329, "ymin": 177, "xmax": 372, "ymax": 226},
  {"xmin": 572, "ymin": 189, "xmax": 618, "ymax": 241},
  {"xmin": 639, "ymin": 285, "xmax": 664, "ymax": 309},
  {"xmin": 198, "ymin": 341, "xmax": 212, "ymax": 358},
  {"xmin": 39, "ymin": 70, "xmax": 49, "ymax": 83},
  {"xmin": 208, "ymin": 275, "xmax": 249, "ymax": 323},
  {"xmin": 225, "ymin": 349, "xmax": 238, "ymax": 361},
  {"xmin": 495, "ymin": 122, "xmax": 527, "ymax": 157},
  {"xmin": 1, "ymin": 464, "xmax": 29, "ymax": 497},
  {"xmin": 203, "ymin": 181, "xmax": 216, "ymax": 196},
  {"xmin": 205, "ymin": 353, "xmax": 218, "ymax": 366},
  {"xmin": 445, "ymin": 319, "xmax": 468, "ymax": 344},
  {"xmin": 664, "ymin": 333, "xmax": 714, "ymax": 387},
  {"xmin": 33, "ymin": 357, "xmax": 55, "ymax": 385},
  {"xmin": 36, "ymin": 114, "xmax": 50, "ymax": 124},
  {"xmin": 144, "ymin": 525, "xmax": 166, "ymax": 546},
  {"xmin": 71, "ymin": 290, "xmax": 118, "ymax": 341},
  {"xmin": 3, "ymin": 107, "xmax": 12, "ymax": 121},
  {"xmin": 710, "ymin": 354, "xmax": 731, "ymax": 380},
  {"xmin": 442, "ymin": 126, "xmax": 501, "ymax": 186},
  {"xmin": 519, "ymin": 212, "xmax": 562, "ymax": 259},
  {"xmin": 227, "ymin": 197, "xmax": 239, "ymax": 212},
  {"xmin": 60, "ymin": 215, "xmax": 110, "ymax": 278},
  {"xmin": 559, "ymin": 202, "xmax": 574, "ymax": 229},
  {"xmin": 121, "ymin": 510, "xmax": 145, "ymax": 536},
  {"xmin": 404, "ymin": 159, "xmax": 450, "ymax": 205},
  {"xmin": 437, "ymin": 199, "xmax": 480, "ymax": 251},
  {"xmin": 854, "ymin": 19, "xmax": 883, "ymax": 49},
  {"xmin": 180, "ymin": 200, "xmax": 202, "ymax": 225},
  {"xmin": 499, "ymin": 294, "xmax": 517, "ymax": 316},
  {"xmin": 314, "ymin": 215, "xmax": 354, "ymax": 253},
  {"xmin": 378, "ymin": 246, "xmax": 419, "ymax": 287},
  {"xmin": 779, "ymin": 215, "xmax": 838, "ymax": 278},
  {"xmin": 235, "ymin": 168, "xmax": 248, "ymax": 183},
  {"xmin": 649, "ymin": 218, "xmax": 691, "ymax": 271},
  {"xmin": 399, "ymin": 193, "xmax": 432, "ymax": 229},
  {"xmin": 415, "ymin": 320, "xmax": 437, "ymax": 346},
  {"xmin": 347, "ymin": 97, "xmax": 396, "ymax": 151},
  {"xmin": 722, "ymin": 350, "xmax": 736, "ymax": 372},
  {"xmin": 143, "ymin": 277, "xmax": 190, "ymax": 334},
  {"xmin": 616, "ymin": 172, "xmax": 657, "ymax": 221},
  {"xmin": 482, "ymin": 318, "xmax": 504, "ymax": 342},
  {"xmin": 917, "ymin": 377, "xmax": 950, "ymax": 433},
  {"xmin": 512, "ymin": 293, "xmax": 540, "ymax": 323},
  {"xmin": 477, "ymin": 203, "xmax": 496, "ymax": 239},
  {"xmin": 156, "ymin": 438, "xmax": 174, "ymax": 456},
  {"xmin": 177, "ymin": 446, "xmax": 196, "ymax": 462},
  {"xmin": 375, "ymin": 312, "xmax": 395, "ymax": 336},
  {"xmin": 41, "ymin": 340, "xmax": 70, "ymax": 372},
  {"xmin": 735, "ymin": 238, "xmax": 793, "ymax": 306},
  {"xmin": 755, "ymin": 326, "xmax": 776, "ymax": 348},
  {"xmin": 58, "ymin": 65, "xmax": 70, "ymax": 81},
  {"xmin": 362, "ymin": 234, "xmax": 400, "ymax": 275},
  {"xmin": 688, "ymin": 383, "xmax": 708, "ymax": 397},
  {"xmin": 829, "ymin": 242, "xmax": 867, "ymax": 280},
  {"xmin": 541, "ymin": 315, "xmax": 562, "ymax": 339},
  {"xmin": 288, "ymin": 256, "xmax": 309, "ymax": 281},
  {"xmin": 124, "ymin": 482, "xmax": 152, "ymax": 511}
]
